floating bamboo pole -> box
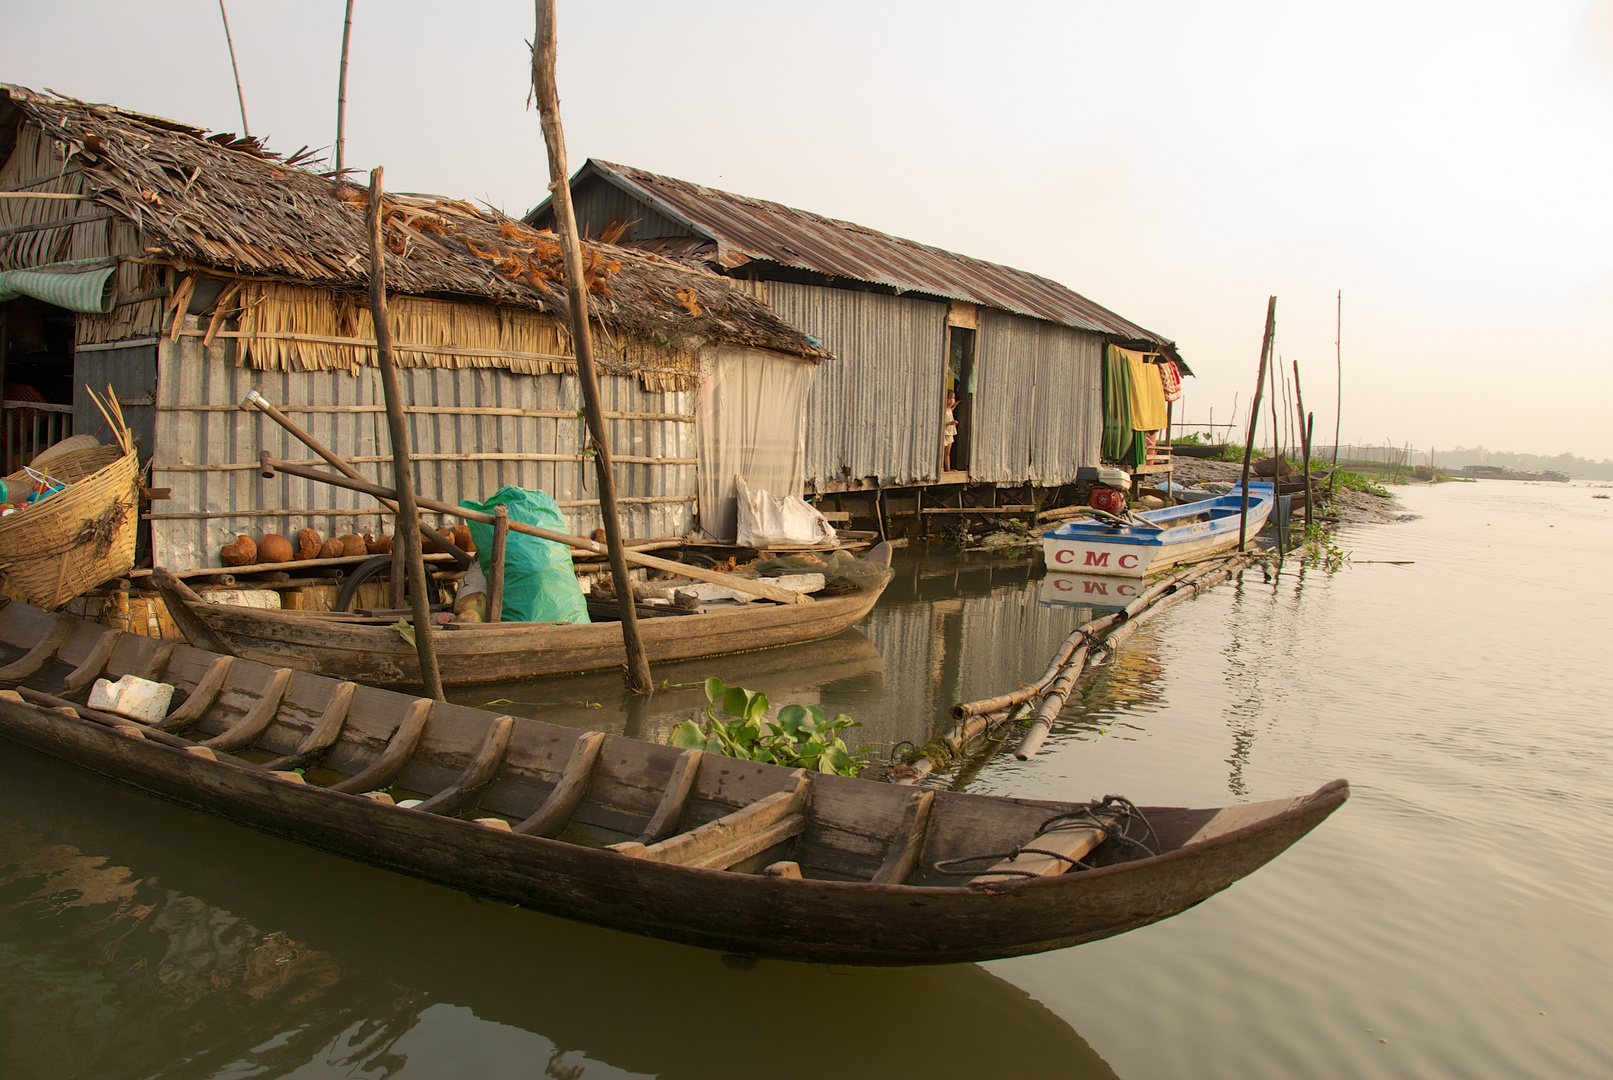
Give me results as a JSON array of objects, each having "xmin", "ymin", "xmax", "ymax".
[
  {"xmin": 532, "ymin": 0, "xmax": 652, "ymax": 695},
  {"xmin": 367, "ymin": 167, "xmax": 442, "ymax": 701}
]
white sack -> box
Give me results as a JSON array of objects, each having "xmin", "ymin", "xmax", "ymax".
[{"xmin": 734, "ymin": 476, "xmax": 837, "ymax": 548}]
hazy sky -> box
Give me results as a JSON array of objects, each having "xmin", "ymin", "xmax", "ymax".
[{"xmin": 5, "ymin": 1, "xmax": 1611, "ymax": 458}]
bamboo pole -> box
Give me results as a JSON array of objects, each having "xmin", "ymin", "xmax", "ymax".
[
  {"xmin": 335, "ymin": 0, "xmax": 355, "ymax": 173},
  {"xmin": 1293, "ymin": 360, "xmax": 1313, "ymax": 533},
  {"xmin": 531, "ymin": 0, "xmax": 652, "ymax": 695},
  {"xmin": 241, "ymin": 389, "xmax": 472, "ymax": 565},
  {"xmin": 488, "ymin": 504, "xmax": 508, "ymax": 624},
  {"xmin": 256, "ymin": 457, "xmax": 813, "ymax": 605},
  {"xmin": 366, "ymin": 167, "xmax": 443, "ymax": 701},
  {"xmin": 1269, "ymin": 347, "xmax": 1285, "ymax": 557},
  {"xmin": 1239, "ymin": 297, "xmax": 1277, "ymax": 551},
  {"xmin": 217, "ymin": 1, "xmax": 250, "ymax": 136},
  {"xmin": 1333, "ymin": 289, "xmax": 1342, "ymax": 468}
]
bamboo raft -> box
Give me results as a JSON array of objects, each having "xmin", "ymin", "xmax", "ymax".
[{"xmin": 0, "ymin": 595, "xmax": 1347, "ymax": 965}]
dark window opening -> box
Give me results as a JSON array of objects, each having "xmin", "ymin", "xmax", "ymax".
[{"xmin": 944, "ymin": 326, "xmax": 975, "ymax": 474}]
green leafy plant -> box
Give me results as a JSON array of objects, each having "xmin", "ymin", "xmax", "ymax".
[
  {"xmin": 1298, "ymin": 522, "xmax": 1349, "ymax": 572},
  {"xmin": 668, "ymin": 678, "xmax": 869, "ymax": 776}
]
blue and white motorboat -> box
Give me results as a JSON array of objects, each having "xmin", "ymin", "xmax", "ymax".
[{"xmin": 1042, "ymin": 486, "xmax": 1274, "ymax": 578}]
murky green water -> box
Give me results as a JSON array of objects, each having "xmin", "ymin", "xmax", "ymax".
[{"xmin": 3, "ymin": 480, "xmax": 1610, "ymax": 1078}]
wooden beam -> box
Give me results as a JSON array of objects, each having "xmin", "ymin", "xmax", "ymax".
[
  {"xmin": 203, "ymin": 667, "xmax": 293, "ymax": 751},
  {"xmin": 611, "ymin": 770, "xmax": 808, "ymax": 870},
  {"xmin": 61, "ymin": 627, "xmax": 121, "ymax": 692},
  {"xmin": 413, "ymin": 715, "xmax": 514, "ymax": 816},
  {"xmin": 0, "ymin": 615, "xmax": 75, "ymax": 684},
  {"xmin": 969, "ymin": 821, "xmax": 1107, "ymax": 885},
  {"xmin": 634, "ymin": 747, "xmax": 703, "ymax": 844},
  {"xmin": 263, "ymin": 680, "xmax": 356, "ymax": 771},
  {"xmin": 329, "ymin": 697, "xmax": 433, "ymax": 794},
  {"xmin": 870, "ymin": 790, "xmax": 933, "ymax": 885},
  {"xmin": 154, "ymin": 654, "xmax": 234, "ymax": 730},
  {"xmin": 513, "ymin": 730, "xmax": 605, "ymax": 837}
]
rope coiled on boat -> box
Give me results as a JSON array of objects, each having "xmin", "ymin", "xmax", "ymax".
[{"xmin": 931, "ymin": 795, "xmax": 1161, "ymax": 880}]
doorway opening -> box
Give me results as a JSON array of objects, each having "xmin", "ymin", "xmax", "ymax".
[{"xmin": 944, "ymin": 326, "xmax": 975, "ymax": 475}]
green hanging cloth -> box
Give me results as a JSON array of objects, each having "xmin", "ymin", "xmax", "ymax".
[{"xmin": 1101, "ymin": 345, "xmax": 1137, "ymax": 463}]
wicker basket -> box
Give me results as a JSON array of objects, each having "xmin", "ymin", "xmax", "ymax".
[{"xmin": 0, "ymin": 386, "xmax": 140, "ymax": 611}]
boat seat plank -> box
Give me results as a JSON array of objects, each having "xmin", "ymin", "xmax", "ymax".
[
  {"xmin": 414, "ymin": 715, "xmax": 514, "ymax": 816},
  {"xmin": 512, "ymin": 731, "xmax": 605, "ymax": 837},
  {"xmin": 635, "ymin": 748, "xmax": 703, "ymax": 844},
  {"xmin": 203, "ymin": 667, "xmax": 294, "ymax": 751},
  {"xmin": 969, "ymin": 821, "xmax": 1108, "ymax": 884},
  {"xmin": 132, "ymin": 641, "xmax": 178, "ymax": 682},
  {"xmin": 611, "ymin": 770, "xmax": 808, "ymax": 870},
  {"xmin": 60, "ymin": 627, "xmax": 122, "ymax": 693},
  {"xmin": 328, "ymin": 698, "xmax": 433, "ymax": 794},
  {"xmin": 263, "ymin": 680, "xmax": 356, "ymax": 770},
  {"xmin": 870, "ymin": 790, "xmax": 934, "ymax": 885},
  {"xmin": 0, "ymin": 615, "xmax": 75, "ymax": 683},
  {"xmin": 154, "ymin": 655, "xmax": 235, "ymax": 731}
]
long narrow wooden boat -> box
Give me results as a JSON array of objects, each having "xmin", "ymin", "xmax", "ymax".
[
  {"xmin": 1043, "ymin": 487, "xmax": 1275, "ymax": 578},
  {"xmin": 152, "ymin": 546, "xmax": 895, "ymax": 686},
  {"xmin": 0, "ymin": 596, "xmax": 1348, "ymax": 966}
]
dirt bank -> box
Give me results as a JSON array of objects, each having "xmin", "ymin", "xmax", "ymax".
[{"xmin": 1169, "ymin": 458, "xmax": 1412, "ymax": 525}]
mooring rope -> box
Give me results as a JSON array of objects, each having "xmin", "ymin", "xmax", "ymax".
[{"xmin": 931, "ymin": 795, "xmax": 1161, "ymax": 879}]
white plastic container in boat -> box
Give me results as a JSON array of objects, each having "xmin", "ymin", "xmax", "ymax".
[{"xmin": 88, "ymin": 674, "xmax": 175, "ymax": 724}]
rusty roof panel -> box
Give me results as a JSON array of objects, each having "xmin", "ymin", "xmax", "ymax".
[{"xmin": 563, "ymin": 160, "xmax": 1181, "ymax": 359}]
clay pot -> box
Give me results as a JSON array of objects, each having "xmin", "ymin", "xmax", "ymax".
[
  {"xmin": 257, "ymin": 534, "xmax": 294, "ymax": 564},
  {"xmin": 592, "ymin": 528, "xmax": 607, "ymax": 543},
  {"xmin": 220, "ymin": 534, "xmax": 257, "ymax": 566},
  {"xmin": 318, "ymin": 538, "xmax": 345, "ymax": 558},
  {"xmin": 450, "ymin": 524, "xmax": 475, "ymax": 553},
  {"xmin": 296, "ymin": 528, "xmax": 323, "ymax": 561},
  {"xmin": 365, "ymin": 532, "xmax": 393, "ymax": 555},
  {"xmin": 338, "ymin": 534, "xmax": 367, "ymax": 557}
]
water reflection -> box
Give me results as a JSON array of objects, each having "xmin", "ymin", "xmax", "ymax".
[{"xmin": 0, "ymin": 743, "xmax": 1118, "ymax": 1080}]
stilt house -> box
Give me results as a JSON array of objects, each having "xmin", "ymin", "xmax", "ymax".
[
  {"xmin": 527, "ymin": 160, "xmax": 1188, "ymax": 519},
  {"xmin": 0, "ymin": 86, "xmax": 828, "ymax": 572}
]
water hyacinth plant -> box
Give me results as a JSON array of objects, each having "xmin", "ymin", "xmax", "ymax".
[{"xmin": 668, "ymin": 678, "xmax": 870, "ymax": 777}]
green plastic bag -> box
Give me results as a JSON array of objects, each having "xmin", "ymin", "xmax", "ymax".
[{"xmin": 460, "ymin": 486, "xmax": 590, "ymax": 624}]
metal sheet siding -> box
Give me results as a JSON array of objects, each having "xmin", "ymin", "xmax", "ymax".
[
  {"xmin": 761, "ymin": 282, "xmax": 947, "ymax": 486},
  {"xmin": 150, "ymin": 329, "xmax": 694, "ymax": 570},
  {"xmin": 73, "ymin": 341, "xmax": 157, "ymax": 463},
  {"xmin": 973, "ymin": 310, "xmax": 1102, "ymax": 485},
  {"xmin": 552, "ymin": 177, "xmax": 691, "ymax": 243}
]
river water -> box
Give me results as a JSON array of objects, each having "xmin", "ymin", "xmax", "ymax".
[{"xmin": 2, "ymin": 479, "xmax": 1610, "ymax": 1079}]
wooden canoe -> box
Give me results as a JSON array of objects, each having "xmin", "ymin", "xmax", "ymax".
[
  {"xmin": 0, "ymin": 599, "xmax": 1349, "ymax": 966},
  {"xmin": 151, "ymin": 546, "xmax": 894, "ymax": 686}
]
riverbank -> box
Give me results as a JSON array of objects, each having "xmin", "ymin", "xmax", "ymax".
[{"xmin": 1171, "ymin": 456, "xmax": 1412, "ymax": 525}]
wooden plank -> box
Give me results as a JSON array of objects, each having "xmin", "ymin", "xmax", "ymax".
[
  {"xmin": 613, "ymin": 770, "xmax": 808, "ymax": 867},
  {"xmin": 0, "ymin": 615, "xmax": 74, "ymax": 683},
  {"xmin": 635, "ymin": 747, "xmax": 703, "ymax": 844},
  {"xmin": 134, "ymin": 642, "xmax": 179, "ymax": 681},
  {"xmin": 263, "ymin": 680, "xmax": 356, "ymax": 770},
  {"xmin": 687, "ymin": 815, "xmax": 804, "ymax": 871},
  {"xmin": 512, "ymin": 730, "xmax": 605, "ymax": 837},
  {"xmin": 1184, "ymin": 797, "xmax": 1301, "ymax": 846},
  {"xmin": 61, "ymin": 627, "xmax": 121, "ymax": 692},
  {"xmin": 154, "ymin": 654, "xmax": 234, "ymax": 730},
  {"xmin": 870, "ymin": 790, "xmax": 933, "ymax": 885},
  {"xmin": 969, "ymin": 821, "xmax": 1108, "ymax": 884},
  {"xmin": 762, "ymin": 861, "xmax": 802, "ymax": 878},
  {"xmin": 413, "ymin": 714, "xmax": 514, "ymax": 816},
  {"xmin": 328, "ymin": 697, "xmax": 433, "ymax": 794},
  {"xmin": 203, "ymin": 667, "xmax": 293, "ymax": 751}
]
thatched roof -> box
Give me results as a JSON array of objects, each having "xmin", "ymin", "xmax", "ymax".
[{"xmin": 0, "ymin": 84, "xmax": 828, "ymax": 362}]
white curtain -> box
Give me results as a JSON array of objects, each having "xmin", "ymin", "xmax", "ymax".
[{"xmin": 696, "ymin": 346, "xmax": 818, "ymax": 540}]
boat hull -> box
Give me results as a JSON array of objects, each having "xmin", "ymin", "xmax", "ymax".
[
  {"xmin": 171, "ymin": 583, "xmax": 886, "ymax": 686},
  {"xmin": 0, "ymin": 699, "xmax": 1348, "ymax": 965},
  {"xmin": 1042, "ymin": 492, "xmax": 1273, "ymax": 578}
]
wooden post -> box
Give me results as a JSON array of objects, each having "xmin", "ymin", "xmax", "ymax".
[
  {"xmin": 488, "ymin": 503, "xmax": 508, "ymax": 624},
  {"xmin": 1333, "ymin": 289, "xmax": 1342, "ymax": 468},
  {"xmin": 366, "ymin": 167, "xmax": 443, "ymax": 701},
  {"xmin": 1238, "ymin": 297, "xmax": 1277, "ymax": 552},
  {"xmin": 1293, "ymin": 360, "xmax": 1313, "ymax": 533},
  {"xmin": 335, "ymin": 0, "xmax": 355, "ymax": 173},
  {"xmin": 531, "ymin": 0, "xmax": 652, "ymax": 695},
  {"xmin": 1268, "ymin": 350, "xmax": 1284, "ymax": 557}
]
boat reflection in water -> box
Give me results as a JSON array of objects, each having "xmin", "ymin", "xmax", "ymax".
[
  {"xmin": 1039, "ymin": 569, "xmax": 1146, "ymax": 612},
  {"xmin": 0, "ymin": 742, "xmax": 1120, "ymax": 1080}
]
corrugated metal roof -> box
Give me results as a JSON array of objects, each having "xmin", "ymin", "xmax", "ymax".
[{"xmin": 529, "ymin": 159, "xmax": 1184, "ymax": 364}]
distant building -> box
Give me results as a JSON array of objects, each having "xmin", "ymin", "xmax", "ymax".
[{"xmin": 528, "ymin": 160, "xmax": 1187, "ymax": 522}]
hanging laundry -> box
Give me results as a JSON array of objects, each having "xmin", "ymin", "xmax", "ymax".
[
  {"xmin": 1122, "ymin": 350, "xmax": 1169, "ymax": 432},
  {"xmin": 1159, "ymin": 360, "xmax": 1182, "ymax": 403}
]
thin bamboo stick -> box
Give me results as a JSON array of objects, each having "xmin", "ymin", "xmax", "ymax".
[
  {"xmin": 335, "ymin": 0, "xmax": 355, "ymax": 174},
  {"xmin": 1239, "ymin": 297, "xmax": 1277, "ymax": 550},
  {"xmin": 218, "ymin": 1, "xmax": 250, "ymax": 135}
]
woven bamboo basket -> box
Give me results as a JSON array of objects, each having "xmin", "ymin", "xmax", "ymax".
[{"xmin": 0, "ymin": 387, "xmax": 140, "ymax": 611}]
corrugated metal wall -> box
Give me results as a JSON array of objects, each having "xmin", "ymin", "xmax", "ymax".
[
  {"xmin": 73, "ymin": 341, "xmax": 157, "ymax": 463},
  {"xmin": 972, "ymin": 310, "xmax": 1103, "ymax": 484},
  {"xmin": 150, "ymin": 326, "xmax": 695, "ymax": 571},
  {"xmin": 758, "ymin": 281, "xmax": 947, "ymax": 487}
]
